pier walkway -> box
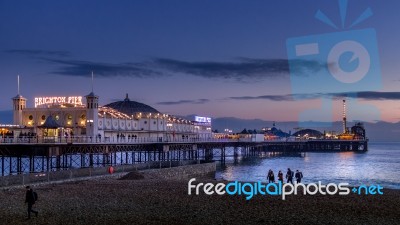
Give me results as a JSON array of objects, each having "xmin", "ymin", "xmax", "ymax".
[{"xmin": 0, "ymin": 137, "xmax": 367, "ymax": 176}]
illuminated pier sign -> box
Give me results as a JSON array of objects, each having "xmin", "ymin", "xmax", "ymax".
[
  {"xmin": 195, "ymin": 116, "xmax": 211, "ymax": 123},
  {"xmin": 34, "ymin": 96, "xmax": 83, "ymax": 108}
]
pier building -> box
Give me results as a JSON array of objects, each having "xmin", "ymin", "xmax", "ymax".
[{"xmin": 8, "ymin": 88, "xmax": 212, "ymax": 142}]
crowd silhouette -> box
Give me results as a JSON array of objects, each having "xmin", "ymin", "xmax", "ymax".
[{"xmin": 267, "ymin": 168, "xmax": 303, "ymax": 184}]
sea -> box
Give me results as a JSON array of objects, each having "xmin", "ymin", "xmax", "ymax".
[{"xmin": 215, "ymin": 142, "xmax": 400, "ymax": 189}]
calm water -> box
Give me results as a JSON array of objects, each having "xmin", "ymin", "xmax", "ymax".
[{"xmin": 216, "ymin": 142, "xmax": 400, "ymax": 189}]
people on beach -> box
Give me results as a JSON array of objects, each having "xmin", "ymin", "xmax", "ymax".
[
  {"xmin": 295, "ymin": 170, "xmax": 303, "ymax": 183},
  {"xmin": 267, "ymin": 169, "xmax": 275, "ymax": 183},
  {"xmin": 25, "ymin": 186, "xmax": 38, "ymax": 219},
  {"xmin": 270, "ymin": 170, "xmax": 275, "ymax": 183},
  {"xmin": 286, "ymin": 168, "xmax": 294, "ymax": 184},
  {"xmin": 278, "ymin": 170, "xmax": 283, "ymax": 183}
]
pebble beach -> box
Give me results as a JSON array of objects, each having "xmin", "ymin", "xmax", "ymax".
[{"xmin": 1, "ymin": 172, "xmax": 399, "ymax": 225}]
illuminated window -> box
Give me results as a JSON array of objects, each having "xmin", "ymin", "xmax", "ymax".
[{"xmin": 55, "ymin": 115, "xmax": 59, "ymax": 120}]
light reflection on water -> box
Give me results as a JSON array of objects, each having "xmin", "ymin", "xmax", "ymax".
[{"xmin": 216, "ymin": 142, "xmax": 400, "ymax": 189}]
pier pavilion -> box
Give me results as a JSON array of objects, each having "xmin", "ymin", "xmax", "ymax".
[{"xmin": 7, "ymin": 88, "xmax": 212, "ymax": 143}]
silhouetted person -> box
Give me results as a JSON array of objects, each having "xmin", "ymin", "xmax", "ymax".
[
  {"xmin": 268, "ymin": 169, "xmax": 275, "ymax": 183},
  {"xmin": 25, "ymin": 186, "xmax": 38, "ymax": 219},
  {"xmin": 286, "ymin": 168, "xmax": 294, "ymax": 184},
  {"xmin": 278, "ymin": 170, "xmax": 284, "ymax": 183},
  {"xmin": 267, "ymin": 169, "xmax": 274, "ymax": 183},
  {"xmin": 295, "ymin": 170, "xmax": 303, "ymax": 183}
]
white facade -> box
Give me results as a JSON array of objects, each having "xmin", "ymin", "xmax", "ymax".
[
  {"xmin": 12, "ymin": 95, "xmax": 26, "ymax": 126},
  {"xmin": 85, "ymin": 92, "xmax": 99, "ymax": 137},
  {"xmin": 12, "ymin": 92, "xmax": 212, "ymax": 142}
]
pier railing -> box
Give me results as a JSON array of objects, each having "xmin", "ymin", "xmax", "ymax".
[
  {"xmin": 0, "ymin": 136, "xmax": 252, "ymax": 144},
  {"xmin": 0, "ymin": 136, "xmax": 365, "ymax": 145}
]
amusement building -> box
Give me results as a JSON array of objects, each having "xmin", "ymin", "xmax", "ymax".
[{"xmin": 2, "ymin": 80, "xmax": 212, "ymax": 142}]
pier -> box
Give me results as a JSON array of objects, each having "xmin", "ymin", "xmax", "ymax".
[
  {"xmin": 0, "ymin": 138, "xmax": 367, "ymax": 176},
  {"xmin": 0, "ymin": 79, "xmax": 369, "ymax": 178}
]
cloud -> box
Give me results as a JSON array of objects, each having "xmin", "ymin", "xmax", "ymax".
[
  {"xmin": 35, "ymin": 56, "xmax": 326, "ymax": 81},
  {"xmin": 306, "ymin": 91, "xmax": 400, "ymax": 100},
  {"xmin": 334, "ymin": 91, "xmax": 400, "ymax": 100},
  {"xmin": 44, "ymin": 58, "xmax": 161, "ymax": 78},
  {"xmin": 229, "ymin": 92, "xmax": 400, "ymax": 101},
  {"xmin": 5, "ymin": 49, "xmax": 70, "ymax": 57},
  {"xmin": 152, "ymin": 58, "xmax": 325, "ymax": 81},
  {"xmin": 157, "ymin": 99, "xmax": 210, "ymax": 105},
  {"xmin": 229, "ymin": 94, "xmax": 295, "ymax": 101},
  {"xmin": 229, "ymin": 93, "xmax": 320, "ymax": 101}
]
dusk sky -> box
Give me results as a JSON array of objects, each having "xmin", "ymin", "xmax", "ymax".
[{"xmin": 1, "ymin": 0, "xmax": 399, "ymax": 124}]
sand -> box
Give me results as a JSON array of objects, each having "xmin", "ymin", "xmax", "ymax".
[{"xmin": 0, "ymin": 173, "xmax": 399, "ymax": 225}]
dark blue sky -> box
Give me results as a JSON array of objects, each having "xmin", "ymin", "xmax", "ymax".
[{"xmin": 1, "ymin": 0, "xmax": 399, "ymax": 123}]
